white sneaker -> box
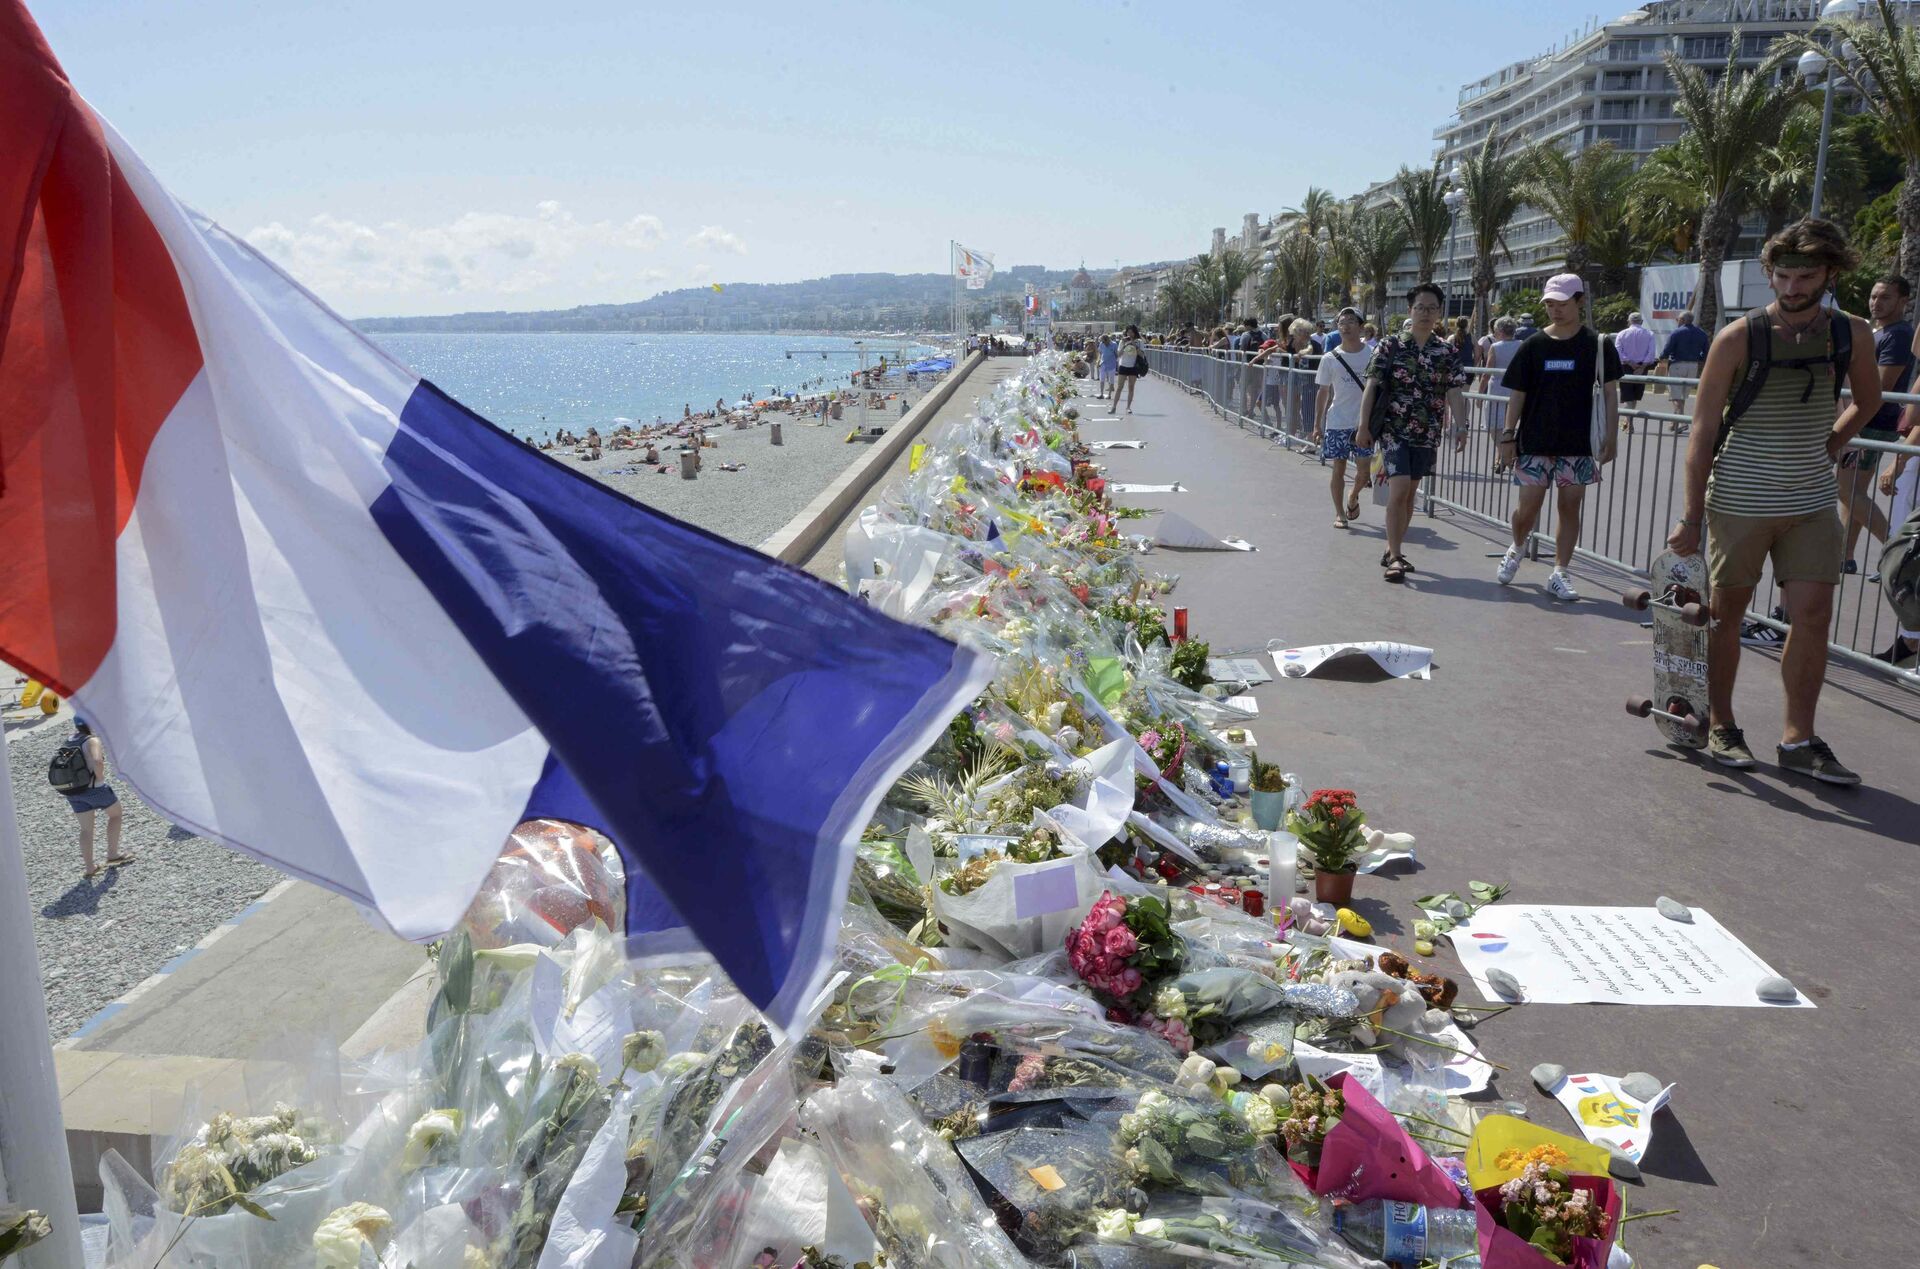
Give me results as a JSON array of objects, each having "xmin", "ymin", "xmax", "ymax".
[
  {"xmin": 1546, "ymin": 569, "xmax": 1579, "ymax": 601},
  {"xmin": 1496, "ymin": 547, "xmax": 1522, "ymax": 586}
]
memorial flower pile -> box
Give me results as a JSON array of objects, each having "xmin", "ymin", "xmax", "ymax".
[{"xmin": 106, "ymin": 354, "xmax": 1534, "ymax": 1269}]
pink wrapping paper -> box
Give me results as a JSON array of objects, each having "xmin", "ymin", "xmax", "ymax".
[
  {"xmin": 1473, "ymin": 1175, "xmax": 1620, "ymax": 1269},
  {"xmin": 1284, "ymin": 1072, "xmax": 1464, "ymax": 1209}
]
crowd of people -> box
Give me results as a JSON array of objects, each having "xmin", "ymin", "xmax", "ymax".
[{"xmin": 1060, "ymin": 217, "xmax": 1920, "ymax": 790}]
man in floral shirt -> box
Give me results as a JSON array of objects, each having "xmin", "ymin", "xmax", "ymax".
[{"xmin": 1357, "ymin": 282, "xmax": 1471, "ymax": 582}]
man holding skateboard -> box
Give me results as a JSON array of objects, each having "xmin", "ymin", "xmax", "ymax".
[{"xmin": 1666, "ymin": 218, "xmax": 1880, "ymax": 784}]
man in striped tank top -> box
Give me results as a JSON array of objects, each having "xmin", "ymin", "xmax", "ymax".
[{"xmin": 1667, "ymin": 219, "xmax": 1881, "ymax": 785}]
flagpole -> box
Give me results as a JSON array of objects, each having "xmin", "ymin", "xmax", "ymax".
[
  {"xmin": 0, "ymin": 732, "xmax": 84, "ymax": 1267},
  {"xmin": 950, "ymin": 241, "xmax": 958, "ymax": 344}
]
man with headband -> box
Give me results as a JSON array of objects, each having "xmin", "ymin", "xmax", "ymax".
[{"xmin": 1666, "ymin": 218, "xmax": 1881, "ymax": 784}]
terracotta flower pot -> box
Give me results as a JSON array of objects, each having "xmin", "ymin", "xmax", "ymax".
[
  {"xmin": 1314, "ymin": 868, "xmax": 1356, "ymax": 906},
  {"xmin": 1250, "ymin": 789, "xmax": 1289, "ymax": 831}
]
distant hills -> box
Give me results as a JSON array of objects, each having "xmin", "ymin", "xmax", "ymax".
[{"xmin": 356, "ymin": 265, "xmax": 1116, "ymax": 334}]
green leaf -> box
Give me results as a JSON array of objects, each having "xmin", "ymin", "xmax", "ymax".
[
  {"xmin": 1415, "ymin": 893, "xmax": 1455, "ymax": 910},
  {"xmin": 1086, "ymin": 656, "xmax": 1128, "ymax": 708},
  {"xmin": 229, "ymin": 1196, "xmax": 275, "ymax": 1222},
  {"xmin": 437, "ymin": 930, "xmax": 475, "ymax": 1015}
]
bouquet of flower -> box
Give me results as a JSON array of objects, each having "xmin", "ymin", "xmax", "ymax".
[
  {"xmin": 1115, "ymin": 1089, "xmax": 1290, "ymax": 1203},
  {"xmin": 1065, "ymin": 892, "xmax": 1191, "ymax": 1050},
  {"xmin": 1474, "ymin": 1162, "xmax": 1619, "ymax": 1268},
  {"xmin": 1134, "ymin": 721, "xmax": 1188, "ymax": 782},
  {"xmin": 1281, "ymin": 1072, "xmax": 1465, "ymax": 1209},
  {"xmin": 1286, "ymin": 789, "xmax": 1368, "ymax": 875}
]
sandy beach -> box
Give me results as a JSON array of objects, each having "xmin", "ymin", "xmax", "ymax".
[{"xmin": 542, "ymin": 393, "xmax": 934, "ymax": 548}]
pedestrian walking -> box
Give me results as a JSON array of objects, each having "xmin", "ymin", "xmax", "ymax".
[
  {"xmin": 1314, "ymin": 307, "xmax": 1376, "ymax": 529},
  {"xmin": 1096, "ymin": 333, "xmax": 1119, "ymax": 400},
  {"xmin": 1110, "ymin": 324, "xmax": 1147, "ymax": 415},
  {"xmin": 1838, "ymin": 275, "xmax": 1914, "ymax": 572},
  {"xmin": 49, "ymin": 718, "xmax": 131, "ymax": 879},
  {"xmin": 1482, "ymin": 318, "xmax": 1523, "ymax": 447},
  {"xmin": 1613, "ymin": 311, "xmax": 1659, "ymax": 425},
  {"xmin": 1656, "ymin": 310, "xmax": 1711, "ymax": 417},
  {"xmin": 1879, "ymin": 412, "xmax": 1918, "ymax": 663},
  {"xmin": 1356, "ymin": 283, "xmax": 1470, "ymax": 583},
  {"xmin": 1667, "ymin": 217, "xmax": 1881, "ymax": 783},
  {"xmin": 1494, "ymin": 274, "xmax": 1622, "ymax": 601}
]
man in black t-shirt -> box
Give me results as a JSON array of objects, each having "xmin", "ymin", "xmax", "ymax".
[
  {"xmin": 1494, "ymin": 273, "xmax": 1621, "ymax": 601},
  {"xmin": 1840, "ymin": 274, "xmax": 1915, "ymax": 570}
]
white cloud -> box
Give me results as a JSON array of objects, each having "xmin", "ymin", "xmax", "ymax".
[
  {"xmin": 244, "ymin": 200, "xmax": 666, "ymax": 301},
  {"xmin": 687, "ymin": 262, "xmax": 713, "ymax": 282},
  {"xmin": 684, "ymin": 224, "xmax": 747, "ymax": 255}
]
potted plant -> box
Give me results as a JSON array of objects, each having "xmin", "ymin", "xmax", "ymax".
[
  {"xmin": 1249, "ymin": 754, "xmax": 1289, "ymax": 831},
  {"xmin": 1286, "ymin": 788, "xmax": 1367, "ymax": 905}
]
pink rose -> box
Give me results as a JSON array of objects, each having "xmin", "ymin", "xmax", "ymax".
[
  {"xmin": 1110, "ymin": 967, "xmax": 1144, "ymax": 998},
  {"xmin": 1087, "ymin": 892, "xmax": 1127, "ymax": 934},
  {"xmin": 1103, "ymin": 926, "xmax": 1139, "ymax": 959},
  {"xmin": 1153, "ymin": 1016, "xmax": 1193, "ymax": 1054}
]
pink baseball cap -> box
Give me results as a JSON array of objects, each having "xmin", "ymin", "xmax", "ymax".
[{"xmin": 1542, "ymin": 273, "xmax": 1586, "ymax": 301}]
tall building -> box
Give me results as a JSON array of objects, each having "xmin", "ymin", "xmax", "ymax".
[{"xmin": 1430, "ymin": 0, "xmax": 1865, "ymax": 306}]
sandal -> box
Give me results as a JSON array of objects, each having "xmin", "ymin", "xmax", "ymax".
[
  {"xmin": 104, "ymin": 853, "xmax": 137, "ymax": 868},
  {"xmin": 83, "ymin": 865, "xmax": 103, "ymax": 880},
  {"xmin": 1384, "ymin": 561, "xmax": 1408, "ymax": 583},
  {"xmin": 1345, "ymin": 496, "xmax": 1361, "ymax": 519},
  {"xmin": 1393, "ymin": 554, "xmax": 1416, "ymax": 574},
  {"xmin": 1380, "ymin": 550, "xmax": 1394, "ymax": 568},
  {"xmin": 1334, "ymin": 515, "xmax": 1349, "ymax": 529}
]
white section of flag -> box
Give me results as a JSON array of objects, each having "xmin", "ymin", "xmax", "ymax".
[{"xmin": 77, "ymin": 114, "xmax": 550, "ymax": 938}]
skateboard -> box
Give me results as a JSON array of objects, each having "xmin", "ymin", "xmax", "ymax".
[{"xmin": 1622, "ymin": 549, "xmax": 1711, "ymax": 747}]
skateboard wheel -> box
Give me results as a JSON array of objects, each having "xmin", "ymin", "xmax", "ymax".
[
  {"xmin": 1622, "ymin": 588, "xmax": 1651, "ymax": 610},
  {"xmin": 1680, "ymin": 602, "xmax": 1708, "ymax": 627},
  {"xmin": 1626, "ymin": 697, "xmax": 1653, "ymax": 718}
]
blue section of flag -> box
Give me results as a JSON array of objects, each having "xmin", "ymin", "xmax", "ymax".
[{"xmin": 369, "ymin": 380, "xmax": 985, "ymax": 1028}]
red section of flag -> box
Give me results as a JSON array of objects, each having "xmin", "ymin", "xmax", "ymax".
[{"xmin": 0, "ymin": 0, "xmax": 204, "ymax": 694}]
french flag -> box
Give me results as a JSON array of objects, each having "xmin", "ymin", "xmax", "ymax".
[{"xmin": 0, "ymin": 4, "xmax": 988, "ymax": 1030}]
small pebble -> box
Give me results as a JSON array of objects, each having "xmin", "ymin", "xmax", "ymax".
[
  {"xmin": 1487, "ymin": 967, "xmax": 1524, "ymax": 999},
  {"xmin": 1607, "ymin": 1148, "xmax": 1641, "ymax": 1181},
  {"xmin": 1413, "ymin": 938, "xmax": 1435, "ymax": 957},
  {"xmin": 1620, "ymin": 1072, "xmax": 1663, "ymax": 1103},
  {"xmin": 1655, "ymin": 896, "xmax": 1693, "ymax": 923},
  {"xmin": 1756, "ymin": 975, "xmax": 1797, "ymax": 1003},
  {"xmin": 1531, "ymin": 1062, "xmax": 1567, "ymax": 1093}
]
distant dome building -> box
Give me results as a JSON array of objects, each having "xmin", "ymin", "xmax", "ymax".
[{"xmin": 1068, "ymin": 266, "xmax": 1094, "ymax": 308}]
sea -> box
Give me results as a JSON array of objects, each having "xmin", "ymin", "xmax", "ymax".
[{"xmin": 367, "ymin": 331, "xmax": 938, "ymax": 441}]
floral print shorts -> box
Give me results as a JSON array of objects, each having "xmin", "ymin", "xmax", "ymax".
[
  {"xmin": 1321, "ymin": 428, "xmax": 1373, "ymax": 462},
  {"xmin": 1512, "ymin": 454, "xmax": 1600, "ymax": 487}
]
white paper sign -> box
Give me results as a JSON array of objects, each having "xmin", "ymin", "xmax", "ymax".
[
  {"xmin": 1110, "ymin": 482, "xmax": 1185, "ymax": 493},
  {"xmin": 1273, "ymin": 642, "xmax": 1434, "ymax": 680},
  {"xmin": 1090, "ymin": 439, "xmax": 1146, "ymax": 450},
  {"xmin": 1545, "ymin": 1071, "xmax": 1676, "ymax": 1165},
  {"xmin": 1154, "ymin": 511, "xmax": 1252, "ymax": 551},
  {"xmin": 1450, "ymin": 905, "xmax": 1814, "ymax": 1007},
  {"xmin": 1293, "ymin": 1042, "xmax": 1386, "ymax": 1098}
]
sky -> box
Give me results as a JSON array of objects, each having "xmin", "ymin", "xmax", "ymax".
[{"xmin": 37, "ymin": 0, "xmax": 1616, "ymax": 317}]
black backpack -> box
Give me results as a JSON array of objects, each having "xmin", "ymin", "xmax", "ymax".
[
  {"xmin": 47, "ymin": 742, "xmax": 93, "ymax": 794},
  {"xmin": 1718, "ymin": 309, "xmax": 1853, "ymax": 451}
]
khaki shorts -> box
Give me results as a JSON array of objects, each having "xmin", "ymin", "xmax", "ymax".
[{"xmin": 1705, "ymin": 508, "xmax": 1843, "ymax": 590}]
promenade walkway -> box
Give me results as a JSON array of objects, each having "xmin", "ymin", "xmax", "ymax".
[{"xmin": 1088, "ymin": 369, "xmax": 1917, "ymax": 1267}]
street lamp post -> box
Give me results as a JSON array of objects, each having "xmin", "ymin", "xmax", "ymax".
[
  {"xmin": 1805, "ymin": 0, "xmax": 1863, "ymax": 219},
  {"xmin": 1444, "ymin": 184, "xmax": 1466, "ymax": 319}
]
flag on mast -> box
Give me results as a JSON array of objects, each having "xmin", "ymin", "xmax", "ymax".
[
  {"xmin": 953, "ymin": 242, "xmax": 994, "ymax": 288},
  {"xmin": 0, "ymin": 0, "xmax": 992, "ymax": 1032}
]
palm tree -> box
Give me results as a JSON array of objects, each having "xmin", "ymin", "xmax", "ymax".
[
  {"xmin": 1350, "ymin": 206, "xmax": 1410, "ymax": 324},
  {"xmin": 1458, "ymin": 128, "xmax": 1533, "ymax": 339},
  {"xmin": 1754, "ymin": 103, "xmax": 1863, "ymax": 236},
  {"xmin": 1323, "ymin": 205, "xmax": 1362, "ymax": 312},
  {"xmin": 1797, "ymin": 2, "xmax": 1920, "ymax": 294},
  {"xmin": 1271, "ymin": 233, "xmax": 1324, "ymax": 317},
  {"xmin": 1524, "ymin": 141, "xmax": 1636, "ymax": 284},
  {"xmin": 1666, "ymin": 40, "xmax": 1802, "ymax": 329},
  {"xmin": 1626, "ymin": 138, "xmax": 1711, "ymax": 258},
  {"xmin": 1392, "ymin": 166, "xmax": 1452, "ymax": 284},
  {"xmin": 1188, "ymin": 249, "xmax": 1255, "ymax": 322},
  {"xmin": 1287, "ymin": 186, "xmax": 1340, "ymax": 240}
]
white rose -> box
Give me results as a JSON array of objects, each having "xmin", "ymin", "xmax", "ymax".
[
  {"xmin": 1152, "ymin": 985, "xmax": 1188, "ymax": 1021},
  {"xmin": 1136, "ymin": 1089, "xmax": 1169, "ymax": 1113},
  {"xmin": 399, "ymin": 1109, "xmax": 461, "ymax": 1172},
  {"xmin": 312, "ymin": 1203, "xmax": 391, "ymax": 1269},
  {"xmin": 1134, "ymin": 1218, "xmax": 1167, "ymax": 1240},
  {"xmin": 1044, "ymin": 701, "xmax": 1067, "ymax": 731},
  {"xmin": 1238, "ymin": 1095, "xmax": 1279, "ymax": 1138},
  {"xmin": 1094, "ymin": 1209, "xmax": 1138, "ymax": 1242}
]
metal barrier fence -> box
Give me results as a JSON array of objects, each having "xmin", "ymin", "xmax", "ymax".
[{"xmin": 1146, "ymin": 342, "xmax": 1919, "ymax": 691}]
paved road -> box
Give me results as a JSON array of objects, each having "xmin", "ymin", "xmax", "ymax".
[{"xmin": 1098, "ymin": 368, "xmax": 1917, "ymax": 1268}]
